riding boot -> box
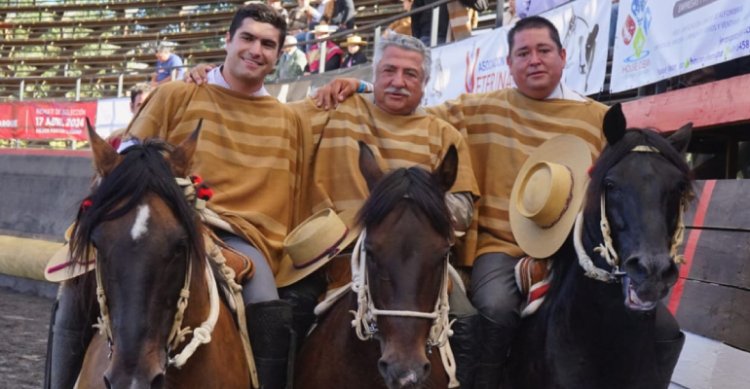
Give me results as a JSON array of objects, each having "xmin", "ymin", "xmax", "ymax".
[
  {"xmin": 44, "ymin": 278, "xmax": 97, "ymax": 389},
  {"xmin": 653, "ymin": 331, "xmax": 685, "ymax": 388},
  {"xmin": 246, "ymin": 300, "xmax": 295, "ymax": 389},
  {"xmin": 278, "ymin": 270, "xmax": 327, "ymax": 351},
  {"xmin": 473, "ymin": 315, "xmax": 513, "ymax": 389},
  {"xmin": 448, "ymin": 313, "xmax": 481, "ymax": 388}
]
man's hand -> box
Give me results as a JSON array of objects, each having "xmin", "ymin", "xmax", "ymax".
[
  {"xmin": 184, "ymin": 63, "xmax": 216, "ymax": 85},
  {"xmin": 312, "ymin": 78, "xmax": 360, "ymax": 110}
]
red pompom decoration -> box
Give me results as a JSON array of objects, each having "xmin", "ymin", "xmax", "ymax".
[
  {"xmin": 81, "ymin": 198, "xmax": 93, "ymax": 212},
  {"xmin": 587, "ymin": 164, "xmax": 594, "ymax": 177},
  {"xmin": 190, "ymin": 175, "xmax": 203, "ymax": 185},
  {"xmin": 196, "ymin": 186, "xmax": 213, "ymax": 201}
]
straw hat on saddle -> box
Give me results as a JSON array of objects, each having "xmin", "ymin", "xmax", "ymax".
[
  {"xmin": 275, "ymin": 208, "xmax": 360, "ymax": 288},
  {"xmin": 510, "ymin": 135, "xmax": 592, "ymax": 259},
  {"xmin": 44, "ymin": 225, "xmax": 95, "ymax": 282},
  {"xmin": 341, "ymin": 35, "xmax": 367, "ymax": 47}
]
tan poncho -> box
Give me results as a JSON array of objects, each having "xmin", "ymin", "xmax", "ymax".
[
  {"xmin": 429, "ymin": 88, "xmax": 607, "ymax": 265},
  {"xmin": 128, "ymin": 83, "xmax": 303, "ymax": 272},
  {"xmin": 292, "ymin": 94, "xmax": 479, "ymax": 223}
]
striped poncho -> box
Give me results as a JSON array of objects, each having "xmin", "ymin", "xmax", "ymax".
[
  {"xmin": 293, "ymin": 94, "xmax": 479, "ymax": 224},
  {"xmin": 128, "ymin": 82, "xmax": 303, "ymax": 272},
  {"xmin": 429, "ymin": 88, "xmax": 607, "ymax": 265}
]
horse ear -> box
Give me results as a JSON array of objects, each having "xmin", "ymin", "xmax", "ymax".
[
  {"xmin": 358, "ymin": 141, "xmax": 383, "ymax": 192},
  {"xmin": 169, "ymin": 119, "xmax": 201, "ymax": 177},
  {"xmin": 87, "ymin": 117, "xmax": 122, "ymax": 176},
  {"xmin": 668, "ymin": 122, "xmax": 692, "ymax": 154},
  {"xmin": 434, "ymin": 145, "xmax": 458, "ymax": 192},
  {"xmin": 603, "ymin": 103, "xmax": 627, "ymax": 145}
]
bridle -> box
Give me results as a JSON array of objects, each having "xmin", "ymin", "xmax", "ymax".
[
  {"xmin": 349, "ymin": 229, "xmax": 459, "ymax": 387},
  {"xmin": 573, "ymin": 145, "xmax": 687, "ymax": 283},
  {"xmin": 92, "ymin": 176, "xmax": 222, "ymax": 369}
]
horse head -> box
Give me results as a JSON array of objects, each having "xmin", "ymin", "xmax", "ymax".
[
  {"xmin": 355, "ymin": 142, "xmax": 457, "ymax": 389},
  {"xmin": 582, "ymin": 103, "xmax": 693, "ymax": 311},
  {"xmin": 72, "ymin": 122, "xmax": 204, "ymax": 388}
]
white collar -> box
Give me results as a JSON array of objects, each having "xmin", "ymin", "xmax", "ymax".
[
  {"xmin": 207, "ymin": 66, "xmax": 270, "ymax": 97},
  {"xmin": 545, "ymin": 82, "xmax": 587, "ymax": 102}
]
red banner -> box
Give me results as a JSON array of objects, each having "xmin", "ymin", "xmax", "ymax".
[{"xmin": 0, "ymin": 101, "xmax": 97, "ymax": 141}]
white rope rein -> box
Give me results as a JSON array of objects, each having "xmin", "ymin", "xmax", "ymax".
[{"xmin": 349, "ymin": 230, "xmax": 459, "ymax": 388}]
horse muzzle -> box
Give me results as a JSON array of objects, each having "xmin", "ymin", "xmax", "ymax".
[{"xmin": 378, "ymin": 353, "xmax": 431, "ymax": 389}]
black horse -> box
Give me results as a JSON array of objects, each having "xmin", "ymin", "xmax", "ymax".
[{"xmin": 508, "ymin": 104, "xmax": 693, "ymax": 389}]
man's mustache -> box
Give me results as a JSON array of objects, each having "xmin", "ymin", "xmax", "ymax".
[{"xmin": 384, "ymin": 86, "xmax": 411, "ymax": 96}]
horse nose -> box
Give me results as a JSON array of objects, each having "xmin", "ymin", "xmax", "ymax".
[
  {"xmin": 624, "ymin": 254, "xmax": 678, "ymax": 299},
  {"xmin": 378, "ymin": 358, "xmax": 431, "ymax": 388},
  {"xmin": 150, "ymin": 372, "xmax": 165, "ymax": 389}
]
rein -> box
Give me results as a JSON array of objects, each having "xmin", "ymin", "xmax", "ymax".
[
  {"xmin": 349, "ymin": 229, "xmax": 459, "ymax": 388},
  {"xmin": 573, "ymin": 145, "xmax": 687, "ymax": 283}
]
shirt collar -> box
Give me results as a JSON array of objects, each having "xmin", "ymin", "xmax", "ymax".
[
  {"xmin": 545, "ymin": 82, "xmax": 587, "ymax": 102},
  {"xmin": 207, "ymin": 66, "xmax": 270, "ymax": 97}
]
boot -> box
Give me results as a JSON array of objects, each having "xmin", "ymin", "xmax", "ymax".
[
  {"xmin": 44, "ymin": 283, "xmax": 96, "ymax": 389},
  {"xmin": 654, "ymin": 331, "xmax": 685, "ymax": 388},
  {"xmin": 449, "ymin": 313, "xmax": 481, "ymax": 388},
  {"xmin": 473, "ymin": 315, "xmax": 513, "ymax": 389},
  {"xmin": 246, "ymin": 300, "xmax": 295, "ymax": 389},
  {"xmin": 278, "ymin": 271, "xmax": 327, "ymax": 351}
]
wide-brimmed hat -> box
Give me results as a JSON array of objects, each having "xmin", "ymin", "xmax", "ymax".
[
  {"xmin": 341, "ymin": 35, "xmax": 367, "ymax": 47},
  {"xmin": 275, "ymin": 208, "xmax": 360, "ymax": 287},
  {"xmin": 44, "ymin": 225, "xmax": 95, "ymax": 282},
  {"xmin": 313, "ymin": 24, "xmax": 338, "ymax": 35},
  {"xmin": 510, "ymin": 135, "xmax": 592, "ymax": 259}
]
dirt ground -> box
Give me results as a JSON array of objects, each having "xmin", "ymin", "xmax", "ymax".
[{"xmin": 0, "ymin": 286, "xmax": 53, "ymax": 388}]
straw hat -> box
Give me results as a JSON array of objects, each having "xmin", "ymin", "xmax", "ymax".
[
  {"xmin": 510, "ymin": 135, "xmax": 592, "ymax": 259},
  {"xmin": 341, "ymin": 35, "xmax": 367, "ymax": 47},
  {"xmin": 44, "ymin": 225, "xmax": 95, "ymax": 282},
  {"xmin": 313, "ymin": 24, "xmax": 338, "ymax": 35},
  {"xmin": 275, "ymin": 208, "xmax": 361, "ymax": 287}
]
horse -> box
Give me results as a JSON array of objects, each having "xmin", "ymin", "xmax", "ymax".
[
  {"xmin": 71, "ymin": 123, "xmax": 252, "ymax": 388},
  {"xmin": 507, "ymin": 103, "xmax": 693, "ymax": 389},
  {"xmin": 294, "ymin": 142, "xmax": 458, "ymax": 389}
]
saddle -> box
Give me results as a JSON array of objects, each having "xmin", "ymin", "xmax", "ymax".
[
  {"xmin": 514, "ymin": 256, "xmax": 552, "ymax": 317},
  {"xmin": 205, "ymin": 232, "xmax": 255, "ymax": 286}
]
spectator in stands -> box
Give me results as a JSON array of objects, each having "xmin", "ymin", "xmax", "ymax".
[
  {"xmin": 340, "ymin": 35, "xmax": 368, "ymax": 68},
  {"xmin": 331, "ymin": 0, "xmax": 356, "ymax": 30},
  {"xmin": 151, "ymin": 43, "xmax": 184, "ymax": 86},
  {"xmin": 288, "ymin": 0, "xmax": 316, "ymax": 35},
  {"xmin": 106, "ymin": 83, "xmax": 151, "ymax": 150},
  {"xmin": 306, "ymin": 23, "xmax": 343, "ymax": 73},
  {"xmin": 312, "ymin": 15, "xmax": 685, "ymax": 389},
  {"xmin": 46, "ymin": 4, "xmax": 301, "ymax": 389},
  {"xmin": 269, "ymin": 0, "xmax": 289, "ymax": 20},
  {"xmin": 386, "ymin": 0, "xmax": 414, "ymax": 36},
  {"xmin": 269, "ymin": 35, "xmax": 308, "ymax": 81},
  {"xmin": 503, "ymin": 0, "xmax": 520, "ymax": 26},
  {"xmin": 412, "ymin": 0, "xmax": 481, "ymax": 46}
]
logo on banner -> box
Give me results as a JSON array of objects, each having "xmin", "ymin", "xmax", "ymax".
[
  {"xmin": 622, "ymin": 0, "xmax": 651, "ymax": 63},
  {"xmin": 465, "ymin": 46, "xmax": 480, "ymax": 93}
]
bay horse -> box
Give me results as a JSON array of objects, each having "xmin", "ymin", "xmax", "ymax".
[
  {"xmin": 71, "ymin": 124, "xmax": 252, "ymax": 388},
  {"xmin": 294, "ymin": 142, "xmax": 457, "ymax": 389},
  {"xmin": 507, "ymin": 103, "xmax": 693, "ymax": 389}
]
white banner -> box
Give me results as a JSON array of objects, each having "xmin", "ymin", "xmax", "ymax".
[
  {"xmin": 610, "ymin": 0, "xmax": 750, "ymax": 93},
  {"xmin": 95, "ymin": 97, "xmax": 131, "ymax": 137},
  {"xmin": 424, "ymin": 0, "xmax": 611, "ymax": 106}
]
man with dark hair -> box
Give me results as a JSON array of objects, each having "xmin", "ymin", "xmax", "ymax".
[
  {"xmin": 106, "ymin": 83, "xmax": 152, "ymax": 150},
  {"xmin": 45, "ymin": 4, "xmax": 300, "ymax": 389}
]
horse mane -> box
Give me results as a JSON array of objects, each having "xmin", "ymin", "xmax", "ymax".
[
  {"xmin": 358, "ymin": 166, "xmax": 453, "ymax": 239},
  {"xmin": 70, "ymin": 138, "xmax": 205, "ymax": 270}
]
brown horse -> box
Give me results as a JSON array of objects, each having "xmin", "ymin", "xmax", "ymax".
[
  {"xmin": 72, "ymin": 124, "xmax": 251, "ymax": 388},
  {"xmin": 294, "ymin": 142, "xmax": 457, "ymax": 389}
]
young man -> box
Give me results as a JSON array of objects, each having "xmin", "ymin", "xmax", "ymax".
[
  {"xmin": 314, "ymin": 15, "xmax": 684, "ymax": 389},
  {"xmin": 45, "ymin": 4, "xmax": 302, "ymax": 389}
]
